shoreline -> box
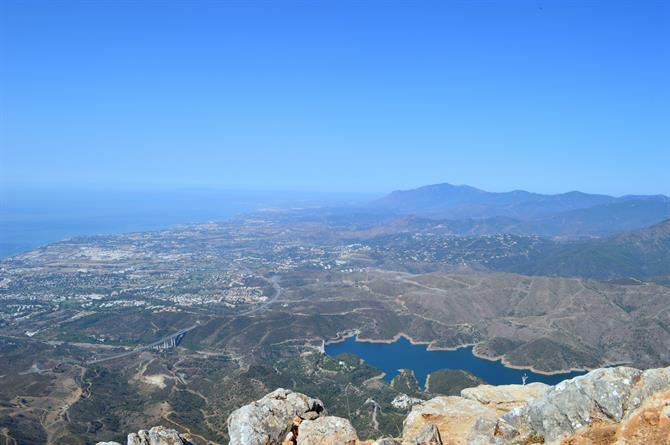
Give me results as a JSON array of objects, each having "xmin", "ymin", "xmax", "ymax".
[
  {"xmin": 362, "ymin": 371, "xmax": 386, "ymax": 386},
  {"xmin": 322, "ymin": 330, "xmax": 596, "ymax": 377},
  {"xmin": 469, "ymin": 346, "xmax": 592, "ymax": 376},
  {"xmin": 324, "ymin": 330, "xmax": 471, "ymax": 351}
]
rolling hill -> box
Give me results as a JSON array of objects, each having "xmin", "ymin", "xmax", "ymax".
[{"xmin": 492, "ymin": 219, "xmax": 670, "ymax": 280}]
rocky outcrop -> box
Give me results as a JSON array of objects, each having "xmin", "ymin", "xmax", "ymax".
[
  {"xmin": 296, "ymin": 416, "xmax": 358, "ymax": 445},
  {"xmin": 460, "ymin": 382, "xmax": 550, "ymax": 411},
  {"xmin": 410, "ymin": 424, "xmax": 442, "ymax": 445},
  {"xmin": 400, "ymin": 365, "xmax": 670, "ymax": 445},
  {"xmin": 227, "ymin": 388, "xmax": 325, "ymax": 445},
  {"xmin": 564, "ymin": 387, "xmax": 670, "ymax": 445},
  {"xmin": 501, "ymin": 366, "xmax": 670, "ymax": 443},
  {"xmin": 97, "ymin": 365, "xmax": 670, "ymax": 445},
  {"xmin": 402, "ymin": 396, "xmax": 499, "ymax": 444},
  {"xmin": 95, "ymin": 426, "xmax": 193, "ymax": 445},
  {"xmin": 401, "ymin": 382, "xmax": 546, "ymax": 445}
]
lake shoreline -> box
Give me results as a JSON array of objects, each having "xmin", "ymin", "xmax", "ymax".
[{"xmin": 323, "ymin": 330, "xmax": 592, "ymax": 377}]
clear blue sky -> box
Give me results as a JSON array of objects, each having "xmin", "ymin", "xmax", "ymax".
[{"xmin": 1, "ymin": 0, "xmax": 668, "ymax": 195}]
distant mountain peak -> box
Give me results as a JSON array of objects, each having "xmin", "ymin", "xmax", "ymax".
[
  {"xmin": 389, "ymin": 182, "xmax": 483, "ymax": 194},
  {"xmin": 367, "ymin": 182, "xmax": 670, "ymax": 235}
]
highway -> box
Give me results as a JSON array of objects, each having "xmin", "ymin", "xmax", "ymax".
[
  {"xmin": 86, "ymin": 275, "xmax": 281, "ymax": 364},
  {"xmin": 238, "ymin": 275, "xmax": 281, "ymax": 316},
  {"xmin": 87, "ymin": 325, "xmax": 198, "ymax": 364}
]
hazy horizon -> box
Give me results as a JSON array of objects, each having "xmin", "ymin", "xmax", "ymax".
[
  {"xmin": 2, "ymin": 181, "xmax": 669, "ymax": 198},
  {"xmin": 2, "ymin": 179, "xmax": 667, "ymax": 259}
]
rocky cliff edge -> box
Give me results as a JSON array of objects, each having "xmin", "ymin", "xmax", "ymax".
[{"xmin": 96, "ymin": 365, "xmax": 670, "ymax": 445}]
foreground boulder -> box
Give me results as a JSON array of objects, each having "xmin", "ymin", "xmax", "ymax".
[
  {"xmin": 401, "ymin": 366, "xmax": 670, "ymax": 444},
  {"xmin": 502, "ymin": 365, "xmax": 670, "ymax": 443},
  {"xmin": 460, "ymin": 382, "xmax": 550, "ymax": 411},
  {"xmin": 296, "ymin": 416, "xmax": 358, "ymax": 445},
  {"xmin": 566, "ymin": 387, "xmax": 670, "ymax": 444},
  {"xmin": 402, "ymin": 383, "xmax": 545, "ymax": 445},
  {"xmin": 402, "ymin": 396, "xmax": 497, "ymax": 445},
  {"xmin": 227, "ymin": 388, "xmax": 325, "ymax": 445}
]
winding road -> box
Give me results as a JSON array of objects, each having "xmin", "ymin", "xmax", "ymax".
[{"xmin": 239, "ymin": 275, "xmax": 281, "ymax": 316}]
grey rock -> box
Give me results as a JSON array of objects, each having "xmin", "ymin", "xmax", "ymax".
[
  {"xmin": 296, "ymin": 416, "xmax": 358, "ymax": 445},
  {"xmin": 626, "ymin": 366, "xmax": 670, "ymax": 412},
  {"xmin": 127, "ymin": 430, "xmax": 146, "ymax": 445},
  {"xmin": 96, "ymin": 442, "xmax": 122, "ymax": 445},
  {"xmin": 469, "ymin": 417, "xmax": 497, "ymax": 435},
  {"xmin": 492, "ymin": 419, "xmax": 518, "ymax": 440},
  {"xmin": 126, "ymin": 426, "xmax": 191, "ymax": 445},
  {"xmin": 227, "ymin": 388, "xmax": 324, "ymax": 445},
  {"xmin": 466, "ymin": 436, "xmax": 504, "ymax": 445},
  {"xmin": 411, "ymin": 424, "xmax": 442, "ymax": 445},
  {"xmin": 374, "ymin": 438, "xmax": 402, "ymax": 445},
  {"xmin": 301, "ymin": 410, "xmax": 319, "ymax": 421},
  {"xmin": 502, "ymin": 366, "xmax": 670, "ymax": 442},
  {"xmin": 466, "ymin": 418, "xmax": 503, "ymax": 445}
]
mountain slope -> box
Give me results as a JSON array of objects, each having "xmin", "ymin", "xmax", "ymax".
[
  {"xmin": 522, "ymin": 199, "xmax": 670, "ymax": 236},
  {"xmin": 494, "ymin": 219, "xmax": 670, "ymax": 279}
]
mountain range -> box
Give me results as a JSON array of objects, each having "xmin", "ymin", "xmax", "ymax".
[{"xmin": 366, "ymin": 183, "xmax": 670, "ymax": 237}]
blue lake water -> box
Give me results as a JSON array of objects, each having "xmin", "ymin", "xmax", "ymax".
[{"xmin": 325, "ymin": 336, "xmax": 586, "ymax": 388}]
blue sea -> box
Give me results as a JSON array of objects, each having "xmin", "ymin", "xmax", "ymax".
[{"xmin": 325, "ymin": 336, "xmax": 585, "ymax": 388}]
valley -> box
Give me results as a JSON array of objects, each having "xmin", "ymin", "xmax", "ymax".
[{"xmin": 0, "ymin": 192, "xmax": 669, "ymax": 443}]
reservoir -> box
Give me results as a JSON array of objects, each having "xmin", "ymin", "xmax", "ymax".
[{"xmin": 325, "ymin": 336, "xmax": 585, "ymax": 388}]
